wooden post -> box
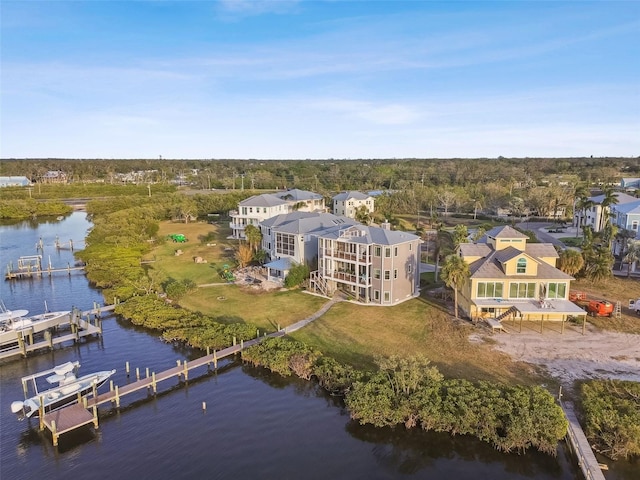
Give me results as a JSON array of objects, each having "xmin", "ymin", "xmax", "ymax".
[
  {"xmin": 146, "ymin": 367, "xmax": 150, "ymax": 378},
  {"xmin": 213, "ymin": 351, "xmax": 217, "ymax": 369},
  {"xmin": 22, "ymin": 379, "xmax": 28, "ymax": 398},
  {"xmin": 115, "ymin": 385, "xmax": 120, "ymax": 408},
  {"xmin": 233, "ymin": 335, "xmax": 237, "ymax": 346},
  {"xmin": 17, "ymin": 335, "xmax": 26, "ymax": 356},
  {"xmin": 110, "ymin": 380, "xmax": 114, "ymax": 392},
  {"xmin": 126, "ymin": 361, "xmax": 130, "ymax": 376},
  {"xmin": 39, "ymin": 396, "xmax": 45, "ymax": 430},
  {"xmin": 51, "ymin": 420, "xmax": 58, "ymax": 446},
  {"xmin": 45, "ymin": 329, "xmax": 53, "ymax": 349},
  {"xmin": 92, "ymin": 379, "xmax": 98, "ymax": 399},
  {"xmin": 152, "ymin": 372, "xmax": 157, "ymax": 394},
  {"xmin": 183, "ymin": 360, "xmax": 188, "ymax": 381},
  {"xmin": 582, "ymin": 315, "xmax": 586, "ymax": 335},
  {"xmin": 92, "ymin": 405, "xmax": 99, "ymax": 428},
  {"xmin": 561, "ymin": 316, "xmax": 565, "ymax": 334},
  {"xmin": 136, "ymin": 367, "xmax": 140, "ymax": 380},
  {"xmin": 241, "ymin": 339, "xmax": 244, "ymax": 350}
]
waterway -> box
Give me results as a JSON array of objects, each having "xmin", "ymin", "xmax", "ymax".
[{"xmin": 0, "ymin": 213, "xmax": 634, "ymax": 479}]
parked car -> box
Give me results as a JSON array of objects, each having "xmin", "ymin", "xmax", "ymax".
[{"xmin": 587, "ymin": 300, "xmax": 614, "ymax": 317}]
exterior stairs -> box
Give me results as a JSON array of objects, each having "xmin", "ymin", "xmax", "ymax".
[{"xmin": 495, "ymin": 305, "xmax": 518, "ymax": 321}]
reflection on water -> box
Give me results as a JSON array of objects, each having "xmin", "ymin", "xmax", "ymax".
[{"xmin": 2, "ymin": 213, "xmax": 634, "ymax": 480}]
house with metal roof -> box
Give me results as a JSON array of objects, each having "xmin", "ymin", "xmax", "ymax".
[
  {"xmin": 332, "ymin": 191, "xmax": 374, "ymax": 220},
  {"xmin": 259, "ymin": 212, "xmax": 356, "ymax": 282},
  {"xmin": 0, "ymin": 176, "xmax": 31, "ymax": 187},
  {"xmin": 310, "ymin": 223, "xmax": 421, "ymax": 306},
  {"xmin": 457, "ymin": 225, "xmax": 586, "ymax": 327},
  {"xmin": 229, "ymin": 189, "xmax": 325, "ymax": 239},
  {"xmin": 573, "ymin": 191, "xmax": 638, "ymax": 234}
]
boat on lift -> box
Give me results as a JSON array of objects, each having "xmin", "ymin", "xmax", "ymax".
[
  {"xmin": 10, "ymin": 361, "xmax": 116, "ymax": 419},
  {"xmin": 0, "ymin": 306, "xmax": 70, "ymax": 348}
]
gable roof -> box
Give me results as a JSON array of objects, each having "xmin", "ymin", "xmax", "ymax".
[
  {"xmin": 332, "ymin": 191, "xmax": 371, "ymax": 201},
  {"xmin": 612, "ymin": 199, "xmax": 640, "ymax": 215},
  {"xmin": 239, "ymin": 193, "xmax": 288, "ymax": 208},
  {"xmin": 274, "ymin": 189, "xmax": 322, "ymax": 202},
  {"xmin": 589, "ymin": 191, "xmax": 638, "ymax": 205},
  {"xmin": 468, "ymin": 250, "xmax": 572, "ymax": 280}
]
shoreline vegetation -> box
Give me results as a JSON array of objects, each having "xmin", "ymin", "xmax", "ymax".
[{"xmin": 40, "ymin": 180, "xmax": 636, "ymax": 461}]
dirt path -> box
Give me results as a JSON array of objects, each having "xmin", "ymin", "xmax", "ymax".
[{"xmin": 473, "ymin": 324, "xmax": 640, "ymax": 387}]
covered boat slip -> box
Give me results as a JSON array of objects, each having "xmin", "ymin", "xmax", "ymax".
[{"xmin": 473, "ymin": 298, "xmax": 589, "ymax": 334}]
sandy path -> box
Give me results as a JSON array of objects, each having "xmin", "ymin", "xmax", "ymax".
[{"xmin": 472, "ymin": 323, "xmax": 640, "ymax": 386}]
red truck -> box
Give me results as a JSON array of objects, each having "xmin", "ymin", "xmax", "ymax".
[{"xmin": 587, "ymin": 300, "xmax": 614, "ymax": 317}]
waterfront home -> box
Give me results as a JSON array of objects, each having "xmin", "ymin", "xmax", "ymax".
[
  {"xmin": 332, "ymin": 191, "xmax": 375, "ymax": 220},
  {"xmin": 310, "ymin": 223, "xmax": 421, "ymax": 306},
  {"xmin": 456, "ymin": 226, "xmax": 585, "ymax": 323},
  {"xmin": 573, "ymin": 191, "xmax": 639, "ymax": 233},
  {"xmin": 259, "ymin": 212, "xmax": 357, "ymax": 282},
  {"xmin": 229, "ymin": 189, "xmax": 325, "ymax": 239}
]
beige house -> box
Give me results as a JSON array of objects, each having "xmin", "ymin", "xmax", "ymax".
[
  {"xmin": 310, "ymin": 224, "xmax": 421, "ymax": 306},
  {"xmin": 332, "ymin": 191, "xmax": 374, "ymax": 219},
  {"xmin": 457, "ymin": 226, "xmax": 585, "ymax": 327}
]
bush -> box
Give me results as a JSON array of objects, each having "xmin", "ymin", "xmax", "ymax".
[
  {"xmin": 284, "ymin": 263, "xmax": 310, "ymax": 288},
  {"xmin": 581, "ymin": 380, "xmax": 640, "ymax": 460}
]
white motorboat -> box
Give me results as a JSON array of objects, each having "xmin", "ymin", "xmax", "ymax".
[
  {"xmin": 10, "ymin": 361, "xmax": 116, "ymax": 419},
  {"xmin": 0, "ymin": 309, "xmax": 71, "ymax": 348}
]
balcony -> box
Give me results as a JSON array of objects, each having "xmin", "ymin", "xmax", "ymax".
[
  {"xmin": 322, "ymin": 248, "xmax": 370, "ymax": 263},
  {"xmin": 326, "ymin": 270, "xmax": 370, "ymax": 285}
]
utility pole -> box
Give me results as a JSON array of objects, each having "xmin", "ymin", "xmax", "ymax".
[{"xmin": 241, "ymin": 174, "xmax": 245, "ymax": 191}]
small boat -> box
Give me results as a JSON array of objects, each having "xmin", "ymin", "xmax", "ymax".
[
  {"xmin": 10, "ymin": 361, "xmax": 116, "ymax": 419},
  {"xmin": 0, "ymin": 309, "xmax": 71, "ymax": 348}
]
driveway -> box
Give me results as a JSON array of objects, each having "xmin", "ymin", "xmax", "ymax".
[{"xmin": 516, "ymin": 222, "xmax": 574, "ymax": 248}]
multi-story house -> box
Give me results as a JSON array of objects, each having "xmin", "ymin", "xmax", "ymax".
[
  {"xmin": 229, "ymin": 189, "xmax": 325, "ymax": 239},
  {"xmin": 457, "ymin": 226, "xmax": 585, "ymax": 324},
  {"xmin": 332, "ymin": 191, "xmax": 375, "ymax": 219},
  {"xmin": 574, "ymin": 191, "xmax": 638, "ymax": 233},
  {"xmin": 311, "ymin": 224, "xmax": 421, "ymax": 306},
  {"xmin": 260, "ymin": 212, "xmax": 356, "ymax": 282}
]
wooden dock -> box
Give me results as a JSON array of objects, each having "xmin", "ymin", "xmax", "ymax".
[
  {"xmin": 0, "ymin": 305, "xmax": 115, "ymax": 361},
  {"xmin": 41, "ymin": 404, "xmax": 99, "ymax": 446},
  {"xmin": 561, "ymin": 401, "xmax": 607, "ymax": 480}
]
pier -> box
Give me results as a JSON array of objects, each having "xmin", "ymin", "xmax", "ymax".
[
  {"xmin": 560, "ymin": 400, "xmax": 607, "ymax": 480},
  {"xmin": 40, "ymin": 330, "xmax": 279, "ymax": 445},
  {"xmin": 0, "ymin": 304, "xmax": 114, "ymax": 361},
  {"xmin": 5, "ymin": 254, "xmax": 85, "ymax": 280}
]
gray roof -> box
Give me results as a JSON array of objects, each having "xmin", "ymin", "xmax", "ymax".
[
  {"xmin": 468, "ymin": 250, "xmax": 572, "ymax": 280},
  {"xmin": 493, "ymin": 246, "xmax": 538, "ymax": 265},
  {"xmin": 484, "ymin": 225, "xmax": 529, "ymax": 239},
  {"xmin": 239, "ymin": 193, "xmax": 288, "ymax": 208},
  {"xmin": 459, "ymin": 244, "xmax": 492, "ymax": 257},
  {"xmin": 525, "ymin": 243, "xmax": 559, "ymax": 258},
  {"xmin": 589, "ymin": 191, "xmax": 638, "ymax": 205},
  {"xmin": 274, "ymin": 189, "xmax": 322, "ymax": 202},
  {"xmin": 332, "ymin": 191, "xmax": 371, "ymax": 201},
  {"xmin": 262, "ymin": 212, "xmax": 356, "ymax": 235},
  {"xmin": 320, "ymin": 224, "xmax": 420, "ymax": 246}
]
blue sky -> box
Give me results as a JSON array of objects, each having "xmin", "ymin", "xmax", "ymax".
[{"xmin": 1, "ymin": 0, "xmax": 639, "ymax": 159}]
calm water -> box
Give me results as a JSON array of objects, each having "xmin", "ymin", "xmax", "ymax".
[{"xmin": 0, "ymin": 213, "xmax": 633, "ymax": 480}]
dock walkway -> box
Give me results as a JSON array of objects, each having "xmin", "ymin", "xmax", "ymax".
[
  {"xmin": 41, "ymin": 295, "xmax": 343, "ymax": 445},
  {"xmin": 561, "ymin": 401, "xmax": 606, "ymax": 480}
]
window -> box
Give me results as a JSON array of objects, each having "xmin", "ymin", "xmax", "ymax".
[
  {"xmin": 547, "ymin": 282, "xmax": 567, "ymax": 299},
  {"xmin": 374, "ymin": 290, "xmax": 380, "ymax": 301},
  {"xmin": 384, "ymin": 270, "xmax": 390, "ymax": 280},
  {"xmin": 393, "ymin": 269, "xmax": 398, "ymax": 279},
  {"xmin": 384, "ymin": 292, "xmax": 390, "ymax": 302},
  {"xmin": 242, "ymin": 207, "xmax": 247, "ymax": 215},
  {"xmin": 407, "ymin": 264, "xmax": 412, "ymax": 274},
  {"xmin": 385, "ymin": 248, "xmax": 391, "ymax": 258},
  {"xmin": 249, "ymin": 207, "xmax": 253, "ymax": 213},
  {"xmin": 409, "ymin": 243, "xmax": 412, "ymax": 251},
  {"xmin": 632, "ymin": 221, "xmax": 639, "ymax": 231},
  {"xmin": 477, "ymin": 282, "xmax": 503, "ymax": 298},
  {"xmin": 394, "ymin": 247, "xmax": 398, "ymax": 256},
  {"xmin": 275, "ymin": 232, "xmax": 295, "ymax": 256},
  {"xmin": 516, "ymin": 258, "xmax": 527, "ymax": 274},
  {"xmin": 374, "ymin": 269, "xmax": 381, "ymax": 279},
  {"xmin": 374, "ymin": 246, "xmax": 381, "ymax": 257},
  {"xmin": 509, "ymin": 282, "xmax": 536, "ymax": 298}
]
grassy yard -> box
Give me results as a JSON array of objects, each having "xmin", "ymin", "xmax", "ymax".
[{"xmin": 290, "ymin": 297, "xmax": 546, "ymax": 386}]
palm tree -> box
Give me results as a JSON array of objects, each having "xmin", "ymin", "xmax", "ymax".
[
  {"xmin": 585, "ymin": 246, "xmax": 614, "ymax": 284},
  {"xmin": 623, "ymin": 239, "xmax": 640, "ymax": 277},
  {"xmin": 575, "ymin": 195, "xmax": 595, "ymax": 238},
  {"xmin": 440, "ymin": 254, "xmax": 470, "ymax": 319},
  {"xmin": 598, "ymin": 187, "xmax": 619, "ymax": 232},
  {"xmin": 557, "ymin": 249, "xmax": 584, "ymax": 277},
  {"xmin": 433, "ymin": 227, "xmax": 453, "ymax": 283},
  {"xmin": 244, "ymin": 224, "xmax": 262, "ymax": 253}
]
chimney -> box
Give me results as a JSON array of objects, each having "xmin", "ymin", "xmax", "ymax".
[{"xmin": 381, "ymin": 220, "xmax": 391, "ymax": 230}]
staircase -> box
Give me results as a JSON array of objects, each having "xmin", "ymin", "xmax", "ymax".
[
  {"xmin": 495, "ymin": 306, "xmax": 519, "ymax": 321},
  {"xmin": 310, "ymin": 270, "xmax": 329, "ymax": 297}
]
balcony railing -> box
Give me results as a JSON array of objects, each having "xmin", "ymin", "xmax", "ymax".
[
  {"xmin": 325, "ymin": 270, "xmax": 371, "ymax": 285},
  {"xmin": 321, "ymin": 249, "xmax": 370, "ymax": 263}
]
